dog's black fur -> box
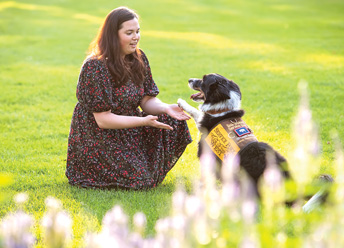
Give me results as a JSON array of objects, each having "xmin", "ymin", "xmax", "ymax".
[
  {"xmin": 178, "ymin": 73, "xmax": 290, "ymax": 196},
  {"xmin": 178, "ymin": 73, "xmax": 332, "ymax": 207}
]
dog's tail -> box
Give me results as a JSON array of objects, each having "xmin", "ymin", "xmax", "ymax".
[{"xmin": 302, "ymin": 174, "xmax": 334, "ymax": 213}]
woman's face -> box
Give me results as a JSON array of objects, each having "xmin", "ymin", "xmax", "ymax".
[{"xmin": 118, "ymin": 18, "xmax": 140, "ymax": 57}]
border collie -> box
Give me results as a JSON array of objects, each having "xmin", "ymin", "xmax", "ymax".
[{"xmin": 178, "ymin": 73, "xmax": 332, "ymax": 211}]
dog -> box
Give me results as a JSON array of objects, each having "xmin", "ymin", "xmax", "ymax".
[{"xmin": 178, "ymin": 73, "xmax": 332, "ymax": 211}]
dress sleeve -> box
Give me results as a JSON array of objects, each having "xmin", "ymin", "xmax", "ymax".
[
  {"xmin": 76, "ymin": 58, "xmax": 113, "ymax": 113},
  {"xmin": 140, "ymin": 50, "xmax": 160, "ymax": 97}
]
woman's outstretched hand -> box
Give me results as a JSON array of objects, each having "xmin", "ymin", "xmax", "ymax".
[
  {"xmin": 143, "ymin": 115, "xmax": 173, "ymax": 130},
  {"xmin": 165, "ymin": 104, "xmax": 191, "ymax": 121}
]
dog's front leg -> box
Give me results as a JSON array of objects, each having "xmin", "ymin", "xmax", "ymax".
[{"xmin": 178, "ymin": 98, "xmax": 202, "ymax": 123}]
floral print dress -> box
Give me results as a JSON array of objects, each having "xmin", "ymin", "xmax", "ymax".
[{"xmin": 65, "ymin": 51, "xmax": 192, "ymax": 189}]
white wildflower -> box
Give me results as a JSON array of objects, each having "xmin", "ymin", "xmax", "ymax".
[
  {"xmin": 41, "ymin": 197, "xmax": 72, "ymax": 248},
  {"xmin": 14, "ymin": 193, "xmax": 28, "ymax": 206},
  {"xmin": 0, "ymin": 211, "xmax": 35, "ymax": 248}
]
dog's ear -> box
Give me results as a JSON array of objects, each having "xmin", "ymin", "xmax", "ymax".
[
  {"xmin": 209, "ymin": 82, "xmax": 219, "ymax": 91},
  {"xmin": 219, "ymin": 79, "xmax": 233, "ymax": 100},
  {"xmin": 206, "ymin": 81, "xmax": 231, "ymax": 103},
  {"xmin": 228, "ymin": 80, "xmax": 242, "ymax": 100},
  {"xmin": 210, "ymin": 82, "xmax": 231, "ymax": 100}
]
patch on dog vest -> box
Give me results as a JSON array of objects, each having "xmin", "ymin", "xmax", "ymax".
[
  {"xmin": 205, "ymin": 118, "xmax": 258, "ymax": 161},
  {"xmin": 234, "ymin": 126, "xmax": 251, "ymax": 137}
]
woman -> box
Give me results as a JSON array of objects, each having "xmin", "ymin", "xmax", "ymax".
[{"xmin": 66, "ymin": 7, "xmax": 192, "ymax": 189}]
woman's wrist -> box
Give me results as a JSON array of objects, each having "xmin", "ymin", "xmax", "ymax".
[
  {"xmin": 160, "ymin": 103, "xmax": 170, "ymax": 114},
  {"xmin": 141, "ymin": 115, "xmax": 149, "ymax": 127}
]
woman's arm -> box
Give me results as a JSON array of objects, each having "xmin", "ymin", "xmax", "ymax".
[
  {"xmin": 140, "ymin": 96, "xmax": 190, "ymax": 121},
  {"xmin": 93, "ymin": 96, "xmax": 190, "ymax": 130},
  {"xmin": 93, "ymin": 110, "xmax": 173, "ymax": 130}
]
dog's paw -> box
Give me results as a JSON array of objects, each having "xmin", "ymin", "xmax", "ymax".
[{"xmin": 177, "ymin": 98, "xmax": 187, "ymax": 109}]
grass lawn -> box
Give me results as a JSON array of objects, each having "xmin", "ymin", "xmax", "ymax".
[{"xmin": 1, "ymin": 0, "xmax": 343, "ymax": 246}]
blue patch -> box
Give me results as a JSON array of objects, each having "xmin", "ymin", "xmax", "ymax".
[{"xmin": 234, "ymin": 126, "xmax": 251, "ymax": 137}]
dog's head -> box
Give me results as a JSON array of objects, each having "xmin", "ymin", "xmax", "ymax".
[{"xmin": 189, "ymin": 73, "xmax": 242, "ymax": 112}]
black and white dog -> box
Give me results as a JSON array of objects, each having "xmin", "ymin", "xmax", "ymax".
[{"xmin": 178, "ymin": 73, "xmax": 332, "ymax": 211}]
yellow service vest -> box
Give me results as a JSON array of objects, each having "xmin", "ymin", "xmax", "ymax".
[{"xmin": 205, "ymin": 118, "xmax": 258, "ymax": 161}]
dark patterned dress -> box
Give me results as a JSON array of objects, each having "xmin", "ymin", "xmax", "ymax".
[{"xmin": 66, "ymin": 52, "xmax": 192, "ymax": 189}]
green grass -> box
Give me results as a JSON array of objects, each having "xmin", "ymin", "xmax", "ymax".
[{"xmin": 0, "ymin": 0, "xmax": 343, "ymax": 246}]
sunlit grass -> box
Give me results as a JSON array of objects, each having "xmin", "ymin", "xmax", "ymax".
[
  {"xmin": 303, "ymin": 53, "xmax": 344, "ymax": 68},
  {"xmin": 144, "ymin": 30, "xmax": 281, "ymax": 54}
]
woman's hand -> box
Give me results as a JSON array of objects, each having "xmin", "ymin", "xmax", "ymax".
[
  {"xmin": 143, "ymin": 115, "xmax": 173, "ymax": 130},
  {"xmin": 140, "ymin": 96, "xmax": 190, "ymax": 121},
  {"xmin": 165, "ymin": 104, "xmax": 191, "ymax": 121},
  {"xmin": 94, "ymin": 111, "xmax": 174, "ymax": 130}
]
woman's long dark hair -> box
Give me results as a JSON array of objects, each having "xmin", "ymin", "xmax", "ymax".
[{"xmin": 88, "ymin": 7, "xmax": 146, "ymax": 86}]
